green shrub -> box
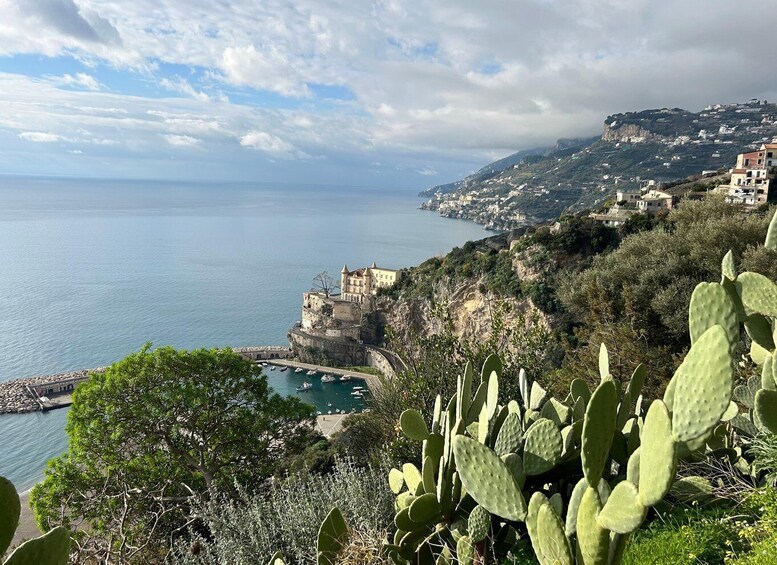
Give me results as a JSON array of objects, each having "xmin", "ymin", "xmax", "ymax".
[
  {"xmin": 175, "ymin": 459, "xmax": 395, "ymax": 564},
  {"xmin": 622, "ymin": 505, "xmax": 742, "ymax": 565}
]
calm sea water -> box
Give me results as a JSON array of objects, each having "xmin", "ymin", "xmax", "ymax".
[{"xmin": 0, "ymin": 176, "xmax": 487, "ymax": 491}]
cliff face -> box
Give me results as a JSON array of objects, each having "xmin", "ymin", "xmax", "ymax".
[
  {"xmin": 378, "ymin": 271, "xmax": 552, "ymax": 351},
  {"xmin": 601, "ymin": 122, "xmax": 666, "ymax": 142}
]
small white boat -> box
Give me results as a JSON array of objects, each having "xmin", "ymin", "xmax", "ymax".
[
  {"xmin": 269, "ymin": 366, "xmax": 277, "ymax": 371},
  {"xmin": 279, "ymin": 366, "xmax": 288, "ymax": 372},
  {"xmin": 306, "ymin": 369, "xmax": 316, "ymax": 376},
  {"xmin": 294, "ymin": 367, "xmax": 304, "ymax": 373},
  {"xmin": 352, "ymin": 386, "xmax": 364, "ymax": 391},
  {"xmin": 327, "ymin": 402, "xmax": 332, "ymax": 407},
  {"xmin": 261, "ymin": 362, "xmax": 268, "ymax": 366},
  {"xmin": 339, "ymin": 375, "xmax": 351, "ymax": 382},
  {"xmin": 321, "ymin": 374, "xmax": 336, "ymax": 383},
  {"xmin": 296, "ymin": 382, "xmax": 312, "ymax": 392},
  {"xmin": 317, "ymin": 411, "xmax": 322, "ymax": 415},
  {"xmin": 351, "ymin": 391, "xmax": 363, "ymax": 396},
  {"xmin": 327, "ymin": 410, "xmax": 333, "ymax": 415}
]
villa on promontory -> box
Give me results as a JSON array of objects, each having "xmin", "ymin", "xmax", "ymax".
[{"xmin": 288, "ymin": 262, "xmax": 404, "ymax": 372}]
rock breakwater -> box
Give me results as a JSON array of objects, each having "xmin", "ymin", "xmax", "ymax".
[{"xmin": 0, "ymin": 370, "xmax": 101, "ymax": 415}]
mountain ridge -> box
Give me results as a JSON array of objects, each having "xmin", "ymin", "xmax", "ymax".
[{"xmin": 421, "ymin": 100, "xmax": 777, "ymax": 229}]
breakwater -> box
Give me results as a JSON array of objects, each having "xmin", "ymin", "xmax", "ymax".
[{"xmin": 0, "ymin": 370, "xmax": 100, "ymax": 414}]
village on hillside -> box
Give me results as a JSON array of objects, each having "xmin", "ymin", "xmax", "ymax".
[{"xmin": 589, "ymin": 140, "xmax": 777, "ymax": 227}]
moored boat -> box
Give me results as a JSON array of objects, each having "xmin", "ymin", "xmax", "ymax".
[
  {"xmin": 296, "ymin": 382, "xmax": 312, "ymax": 391},
  {"xmin": 321, "ymin": 374, "xmax": 336, "ymax": 383},
  {"xmin": 294, "ymin": 367, "xmax": 304, "ymax": 373},
  {"xmin": 339, "ymin": 375, "xmax": 351, "ymax": 382}
]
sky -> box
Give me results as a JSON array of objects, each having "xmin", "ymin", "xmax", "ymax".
[{"xmin": 0, "ymin": 1, "xmax": 776, "ymax": 188}]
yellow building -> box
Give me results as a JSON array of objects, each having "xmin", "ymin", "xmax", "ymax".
[{"xmin": 340, "ymin": 261, "xmax": 402, "ymax": 303}]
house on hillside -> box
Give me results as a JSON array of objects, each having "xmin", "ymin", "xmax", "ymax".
[
  {"xmin": 590, "ymin": 186, "xmax": 675, "ymax": 227},
  {"xmin": 721, "ymin": 143, "xmax": 777, "ymax": 207}
]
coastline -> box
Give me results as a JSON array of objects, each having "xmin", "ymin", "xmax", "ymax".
[{"xmin": 12, "ymin": 492, "xmax": 41, "ymax": 548}]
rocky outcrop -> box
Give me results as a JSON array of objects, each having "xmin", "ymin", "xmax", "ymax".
[{"xmin": 601, "ymin": 122, "xmax": 666, "ymax": 143}]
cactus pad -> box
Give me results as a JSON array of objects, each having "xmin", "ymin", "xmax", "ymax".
[
  {"xmin": 540, "ymin": 397, "xmax": 571, "ymax": 426},
  {"xmin": 494, "ymin": 412, "xmax": 523, "ymax": 455},
  {"xmin": 535, "ymin": 503, "xmax": 573, "ymax": 565},
  {"xmin": 671, "ymin": 325, "xmax": 733, "ymax": 443},
  {"xmin": 597, "ymin": 480, "xmax": 646, "ymax": 534},
  {"xmin": 738, "ymin": 271, "xmax": 777, "ymax": 317},
  {"xmin": 501, "ymin": 453, "xmax": 526, "ymax": 488},
  {"xmin": 0, "ymin": 476, "xmax": 21, "ymax": 557},
  {"xmin": 581, "ymin": 380, "xmax": 618, "ymax": 488},
  {"xmin": 389, "ymin": 468, "xmax": 405, "ymax": 494},
  {"xmin": 529, "ymin": 381, "xmax": 547, "ymax": 410},
  {"xmin": 565, "ymin": 477, "xmax": 588, "ymax": 536},
  {"xmin": 599, "ymin": 343, "xmax": 610, "ymax": 381},
  {"xmin": 456, "ymin": 535, "xmax": 475, "ymax": 565},
  {"xmin": 745, "ymin": 314, "xmax": 775, "ymax": 352},
  {"xmin": 402, "ymin": 463, "xmax": 423, "ymax": 493},
  {"xmin": 626, "ymin": 448, "xmax": 640, "ymax": 485},
  {"xmin": 467, "ymin": 505, "xmax": 490, "ymax": 543},
  {"xmin": 481, "ymin": 354, "xmax": 502, "ymax": 384},
  {"xmin": 755, "ymin": 389, "xmax": 777, "ymax": 434},
  {"xmin": 400, "ymin": 409, "xmax": 430, "ymax": 441},
  {"xmin": 4, "ymin": 526, "xmax": 71, "ymax": 565},
  {"xmin": 576, "ymin": 487, "xmax": 609, "ymax": 565},
  {"xmin": 766, "ymin": 212, "xmax": 777, "ymax": 250},
  {"xmin": 408, "ymin": 493, "xmax": 442, "ymax": 523},
  {"xmin": 570, "ymin": 378, "xmax": 591, "ymax": 405},
  {"xmin": 523, "ymin": 418, "xmax": 563, "ymax": 476},
  {"xmin": 688, "ymin": 282, "xmax": 738, "ymax": 353},
  {"xmin": 721, "ymin": 249, "xmax": 736, "ymax": 280},
  {"xmin": 317, "ymin": 507, "xmax": 348, "ymax": 565},
  {"xmin": 639, "ymin": 400, "xmax": 675, "ymax": 507},
  {"xmin": 452, "ymin": 435, "xmax": 527, "ymax": 521}
]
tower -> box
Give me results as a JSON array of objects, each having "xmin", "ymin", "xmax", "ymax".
[{"xmin": 341, "ymin": 265, "xmax": 349, "ymax": 299}]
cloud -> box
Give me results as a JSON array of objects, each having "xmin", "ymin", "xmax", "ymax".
[
  {"xmin": 417, "ymin": 167, "xmax": 438, "ymax": 176},
  {"xmin": 240, "ymin": 131, "xmax": 295, "ymax": 154},
  {"xmin": 20, "ymin": 0, "xmax": 121, "ymax": 47},
  {"xmin": 18, "ymin": 131, "xmax": 62, "ymax": 142},
  {"xmin": 0, "ymin": 1, "xmax": 777, "ymax": 184},
  {"xmin": 55, "ymin": 72, "xmax": 102, "ymax": 91},
  {"xmin": 164, "ymin": 134, "xmax": 200, "ymax": 146}
]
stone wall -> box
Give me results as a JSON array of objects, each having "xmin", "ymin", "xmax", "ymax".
[{"xmin": 289, "ymin": 328, "xmax": 367, "ymax": 366}]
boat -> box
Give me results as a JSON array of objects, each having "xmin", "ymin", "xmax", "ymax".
[
  {"xmin": 269, "ymin": 366, "xmax": 277, "ymax": 371},
  {"xmin": 327, "ymin": 402, "xmax": 332, "ymax": 407},
  {"xmin": 261, "ymin": 362, "xmax": 268, "ymax": 366},
  {"xmin": 351, "ymin": 390, "xmax": 363, "ymax": 396},
  {"xmin": 339, "ymin": 375, "xmax": 351, "ymax": 382},
  {"xmin": 352, "ymin": 386, "xmax": 364, "ymax": 391},
  {"xmin": 294, "ymin": 367, "xmax": 304, "ymax": 373},
  {"xmin": 321, "ymin": 374, "xmax": 336, "ymax": 383},
  {"xmin": 327, "ymin": 410, "xmax": 333, "ymax": 415},
  {"xmin": 279, "ymin": 366, "xmax": 288, "ymax": 372},
  {"xmin": 296, "ymin": 382, "xmax": 312, "ymax": 392},
  {"xmin": 306, "ymin": 369, "xmax": 316, "ymax": 376}
]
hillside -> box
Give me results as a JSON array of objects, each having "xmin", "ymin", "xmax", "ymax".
[
  {"xmin": 421, "ymin": 100, "xmax": 777, "ymax": 229},
  {"xmin": 424, "ymin": 137, "xmax": 597, "ymax": 196}
]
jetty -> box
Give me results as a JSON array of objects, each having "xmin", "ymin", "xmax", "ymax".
[{"xmin": 0, "ymin": 369, "xmax": 101, "ymax": 414}]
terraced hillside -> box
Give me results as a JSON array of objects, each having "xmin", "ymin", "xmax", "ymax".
[{"xmin": 422, "ymin": 100, "xmax": 777, "ymax": 228}]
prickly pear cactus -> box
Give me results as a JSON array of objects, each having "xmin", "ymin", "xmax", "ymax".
[
  {"xmin": 0, "ymin": 475, "xmax": 70, "ymax": 565},
  {"xmin": 386, "ymin": 255, "xmax": 739, "ymax": 565}
]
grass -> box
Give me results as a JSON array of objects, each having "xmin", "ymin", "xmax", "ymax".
[{"xmin": 622, "ymin": 504, "xmax": 743, "ymax": 565}]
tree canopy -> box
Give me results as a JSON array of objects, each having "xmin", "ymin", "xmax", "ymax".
[{"xmin": 31, "ymin": 345, "xmax": 316, "ymax": 563}]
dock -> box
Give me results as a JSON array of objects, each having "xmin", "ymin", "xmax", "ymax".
[{"xmin": 261, "ymin": 359, "xmax": 383, "ymax": 392}]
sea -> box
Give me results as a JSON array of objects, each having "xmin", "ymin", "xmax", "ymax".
[{"xmin": 0, "ymin": 176, "xmax": 487, "ymax": 491}]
